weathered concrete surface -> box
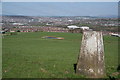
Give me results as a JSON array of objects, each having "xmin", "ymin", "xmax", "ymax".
[{"xmin": 76, "ymin": 31, "xmax": 106, "ymax": 78}]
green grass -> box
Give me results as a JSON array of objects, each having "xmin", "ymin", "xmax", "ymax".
[{"xmin": 2, "ymin": 32, "xmax": 119, "ymax": 78}]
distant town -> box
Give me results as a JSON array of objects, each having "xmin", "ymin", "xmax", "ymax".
[{"xmin": 1, "ymin": 15, "xmax": 119, "ymax": 37}]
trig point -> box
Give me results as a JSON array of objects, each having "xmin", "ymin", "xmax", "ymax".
[{"xmin": 76, "ymin": 31, "xmax": 106, "ymax": 78}]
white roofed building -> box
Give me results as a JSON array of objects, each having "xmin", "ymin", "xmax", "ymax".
[
  {"xmin": 67, "ymin": 25, "xmax": 80, "ymax": 29},
  {"xmin": 80, "ymin": 26, "xmax": 89, "ymax": 30}
]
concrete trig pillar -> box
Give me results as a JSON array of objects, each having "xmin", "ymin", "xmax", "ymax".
[{"xmin": 76, "ymin": 31, "xmax": 106, "ymax": 78}]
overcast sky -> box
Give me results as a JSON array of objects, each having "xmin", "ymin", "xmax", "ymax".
[
  {"xmin": 2, "ymin": 2, "xmax": 118, "ymax": 16},
  {"xmin": 1, "ymin": 0, "xmax": 119, "ymax": 2}
]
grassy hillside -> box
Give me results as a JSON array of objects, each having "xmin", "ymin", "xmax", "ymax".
[{"xmin": 2, "ymin": 32, "xmax": 119, "ymax": 78}]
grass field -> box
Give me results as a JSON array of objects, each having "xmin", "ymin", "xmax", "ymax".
[{"xmin": 2, "ymin": 32, "xmax": 119, "ymax": 78}]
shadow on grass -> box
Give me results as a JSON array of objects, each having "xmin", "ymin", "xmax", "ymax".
[
  {"xmin": 73, "ymin": 63, "xmax": 77, "ymax": 73},
  {"xmin": 117, "ymin": 64, "xmax": 120, "ymax": 72}
]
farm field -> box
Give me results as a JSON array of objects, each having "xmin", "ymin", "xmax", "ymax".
[{"xmin": 2, "ymin": 32, "xmax": 119, "ymax": 78}]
